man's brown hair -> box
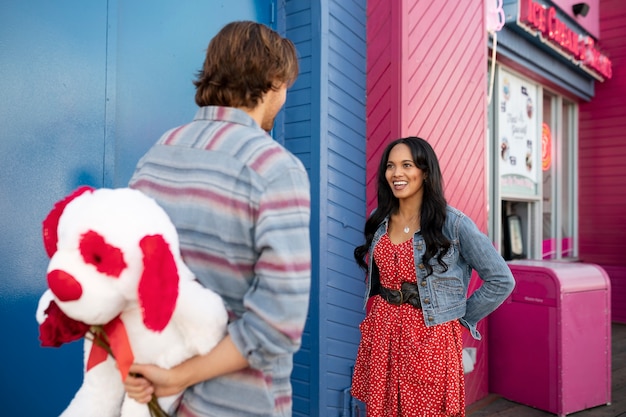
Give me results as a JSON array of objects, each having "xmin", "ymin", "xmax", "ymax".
[{"xmin": 194, "ymin": 21, "xmax": 299, "ymax": 109}]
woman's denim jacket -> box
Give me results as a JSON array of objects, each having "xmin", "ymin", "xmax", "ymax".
[{"xmin": 364, "ymin": 206, "xmax": 515, "ymax": 340}]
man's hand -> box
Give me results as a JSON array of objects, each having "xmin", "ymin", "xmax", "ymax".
[{"xmin": 124, "ymin": 364, "xmax": 185, "ymax": 403}]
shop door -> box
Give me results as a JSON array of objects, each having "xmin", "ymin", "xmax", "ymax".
[{"xmin": 0, "ymin": 1, "xmax": 270, "ymax": 414}]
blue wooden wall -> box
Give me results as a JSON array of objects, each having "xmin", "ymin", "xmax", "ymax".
[{"xmin": 284, "ymin": 1, "xmax": 367, "ymax": 416}]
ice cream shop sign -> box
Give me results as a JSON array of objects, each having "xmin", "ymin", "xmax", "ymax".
[{"xmin": 518, "ymin": 0, "xmax": 612, "ymax": 81}]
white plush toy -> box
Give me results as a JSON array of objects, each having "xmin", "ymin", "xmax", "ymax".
[{"xmin": 36, "ymin": 186, "xmax": 228, "ymax": 417}]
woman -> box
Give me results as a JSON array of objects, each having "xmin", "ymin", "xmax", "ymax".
[{"xmin": 351, "ymin": 137, "xmax": 515, "ymax": 416}]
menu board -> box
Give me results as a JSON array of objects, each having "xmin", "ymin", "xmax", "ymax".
[{"xmin": 497, "ymin": 69, "xmax": 539, "ymax": 197}]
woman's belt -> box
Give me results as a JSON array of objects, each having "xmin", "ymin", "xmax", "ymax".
[{"xmin": 379, "ymin": 282, "xmax": 422, "ymax": 309}]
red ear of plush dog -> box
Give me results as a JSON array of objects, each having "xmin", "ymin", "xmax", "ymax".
[
  {"xmin": 138, "ymin": 234, "xmax": 179, "ymax": 332},
  {"xmin": 42, "ymin": 186, "xmax": 95, "ymax": 258}
]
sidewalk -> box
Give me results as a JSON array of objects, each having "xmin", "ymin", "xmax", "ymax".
[{"xmin": 467, "ymin": 323, "xmax": 626, "ymax": 417}]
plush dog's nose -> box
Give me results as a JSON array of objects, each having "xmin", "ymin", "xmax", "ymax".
[{"xmin": 47, "ymin": 270, "xmax": 83, "ymax": 301}]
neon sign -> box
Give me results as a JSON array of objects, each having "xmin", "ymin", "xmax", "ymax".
[
  {"xmin": 542, "ymin": 123, "xmax": 551, "ymax": 171},
  {"xmin": 518, "ymin": 0, "xmax": 612, "ymax": 81}
]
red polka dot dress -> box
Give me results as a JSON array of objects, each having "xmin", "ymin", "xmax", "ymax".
[{"xmin": 351, "ymin": 233, "xmax": 465, "ymax": 417}]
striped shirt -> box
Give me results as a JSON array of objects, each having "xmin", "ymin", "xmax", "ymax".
[{"xmin": 129, "ymin": 106, "xmax": 311, "ymax": 417}]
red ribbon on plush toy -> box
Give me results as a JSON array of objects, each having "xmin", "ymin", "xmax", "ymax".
[
  {"xmin": 39, "ymin": 303, "xmax": 134, "ymax": 380},
  {"xmin": 87, "ymin": 317, "xmax": 135, "ymax": 381}
]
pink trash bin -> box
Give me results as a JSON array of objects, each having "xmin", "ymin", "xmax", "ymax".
[{"xmin": 488, "ymin": 260, "xmax": 611, "ymax": 417}]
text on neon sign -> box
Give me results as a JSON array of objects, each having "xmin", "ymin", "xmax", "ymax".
[{"xmin": 519, "ymin": 0, "xmax": 612, "ymax": 80}]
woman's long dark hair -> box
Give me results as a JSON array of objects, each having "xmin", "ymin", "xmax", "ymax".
[{"xmin": 354, "ymin": 137, "xmax": 451, "ymax": 276}]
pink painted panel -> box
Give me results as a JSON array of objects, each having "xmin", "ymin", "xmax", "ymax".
[
  {"xmin": 404, "ymin": 0, "xmax": 488, "ymax": 230},
  {"xmin": 365, "ymin": 0, "xmax": 399, "ymax": 212},
  {"xmin": 597, "ymin": 265, "xmax": 626, "ymax": 323},
  {"xmin": 579, "ymin": 0, "xmax": 626, "ymax": 323}
]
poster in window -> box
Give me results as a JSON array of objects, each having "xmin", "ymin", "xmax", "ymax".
[{"xmin": 498, "ymin": 69, "xmax": 538, "ymax": 196}]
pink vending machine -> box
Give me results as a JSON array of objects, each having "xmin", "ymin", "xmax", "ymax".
[{"xmin": 489, "ymin": 260, "xmax": 611, "ymax": 416}]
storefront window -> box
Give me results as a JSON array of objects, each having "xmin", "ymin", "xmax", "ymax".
[
  {"xmin": 491, "ymin": 66, "xmax": 578, "ymax": 261},
  {"xmin": 541, "ymin": 92, "xmax": 577, "ymax": 259},
  {"xmin": 494, "ymin": 68, "xmax": 540, "ymax": 260}
]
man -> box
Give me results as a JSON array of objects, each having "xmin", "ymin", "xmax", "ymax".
[{"xmin": 124, "ymin": 21, "xmax": 311, "ymax": 417}]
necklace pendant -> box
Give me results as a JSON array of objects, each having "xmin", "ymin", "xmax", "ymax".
[{"xmin": 403, "ymin": 226, "xmax": 410, "ymax": 234}]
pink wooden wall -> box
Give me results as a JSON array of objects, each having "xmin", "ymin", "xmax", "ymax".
[
  {"xmin": 579, "ymin": 0, "xmax": 626, "ymax": 324},
  {"xmin": 366, "ymin": 0, "xmax": 490, "ymax": 406},
  {"xmin": 552, "ymin": 0, "xmax": 600, "ymax": 38}
]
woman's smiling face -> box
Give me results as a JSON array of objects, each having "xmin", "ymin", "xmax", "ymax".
[{"xmin": 385, "ymin": 143, "xmax": 426, "ymax": 202}]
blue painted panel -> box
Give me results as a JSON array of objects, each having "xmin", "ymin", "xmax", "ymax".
[
  {"xmin": 113, "ymin": 0, "xmax": 272, "ymax": 186},
  {"xmin": 284, "ymin": 2, "xmax": 316, "ymax": 415},
  {"xmin": 0, "ymin": 2, "xmax": 108, "ymax": 414},
  {"xmin": 323, "ymin": 1, "xmax": 367, "ymax": 415},
  {"xmin": 0, "ymin": 1, "xmax": 271, "ymax": 415},
  {"xmin": 285, "ymin": 0, "xmax": 367, "ymax": 415}
]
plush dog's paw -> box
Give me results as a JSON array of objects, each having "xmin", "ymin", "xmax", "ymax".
[{"xmin": 35, "ymin": 289, "xmax": 55, "ymax": 324}]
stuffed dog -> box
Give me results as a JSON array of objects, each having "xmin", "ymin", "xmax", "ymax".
[{"xmin": 36, "ymin": 186, "xmax": 228, "ymax": 417}]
